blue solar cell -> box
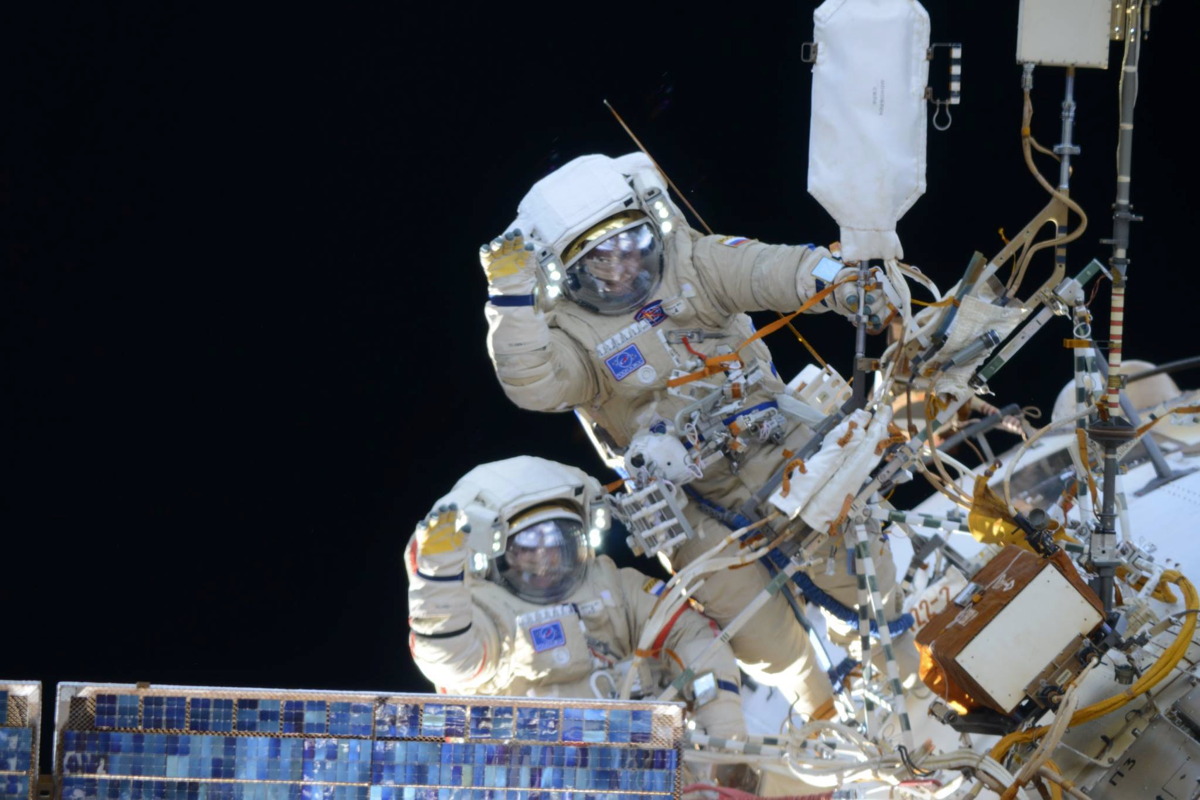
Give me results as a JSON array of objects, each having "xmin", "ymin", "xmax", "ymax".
[
  {"xmin": 630, "ymin": 709, "xmax": 653, "ymax": 743},
  {"xmin": 188, "ymin": 699, "xmax": 234, "ymax": 733},
  {"xmin": 60, "ymin": 779, "xmax": 375, "ymax": 800},
  {"xmin": 372, "ymin": 704, "xmax": 417, "ymax": 739},
  {"xmin": 444, "ymin": 706, "xmax": 465, "ymax": 738},
  {"xmin": 583, "ymin": 708, "xmax": 607, "ymax": 744},
  {"xmin": 534, "ymin": 709, "xmax": 559, "ymax": 742},
  {"xmin": 0, "ymin": 728, "xmax": 32, "ymax": 773},
  {"xmin": 654, "ymin": 747, "xmax": 678, "ymax": 771},
  {"xmin": 467, "ymin": 706, "xmax": 489, "ymax": 739},
  {"xmin": 513, "ymin": 707, "xmax": 536, "ymax": 741},
  {"xmin": 515, "ymin": 708, "xmax": 563, "ymax": 743},
  {"xmin": 561, "ymin": 708, "xmax": 582, "ymax": 743},
  {"xmin": 118, "ymin": 696, "xmax": 141, "ymax": 728},
  {"xmin": 236, "ymin": 700, "xmax": 281, "ymax": 733},
  {"xmin": 0, "ymin": 773, "xmax": 28, "ymax": 799},
  {"xmin": 481, "ymin": 744, "xmax": 505, "ymax": 766},
  {"xmin": 280, "ymin": 701, "xmax": 326, "ymax": 735},
  {"xmin": 280, "ymin": 702, "xmax": 304, "ymax": 734},
  {"xmin": 490, "ymin": 707, "xmax": 514, "ymax": 740},
  {"xmin": 417, "ymin": 704, "xmax": 439, "ymax": 738},
  {"xmin": 143, "ymin": 698, "xmax": 187, "ymax": 730},
  {"xmin": 327, "ymin": 703, "xmax": 371, "ymax": 738},
  {"xmin": 607, "ymin": 709, "xmax": 631, "ymax": 744},
  {"xmin": 60, "ymin": 689, "xmax": 682, "ymax": 800},
  {"xmin": 418, "ymin": 704, "xmax": 465, "ymax": 738},
  {"xmin": 302, "ymin": 702, "xmax": 327, "ymax": 735},
  {"xmin": 0, "ymin": 692, "xmax": 7, "ymax": 725},
  {"xmin": 94, "ymin": 695, "xmax": 118, "ymax": 729},
  {"xmin": 560, "ymin": 745, "xmax": 583, "ymax": 768}
]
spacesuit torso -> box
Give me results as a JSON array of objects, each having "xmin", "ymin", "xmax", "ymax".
[
  {"xmin": 553, "ymin": 238, "xmax": 778, "ymax": 440},
  {"xmin": 407, "ymin": 552, "xmax": 745, "ymax": 739},
  {"xmin": 488, "ymin": 226, "xmax": 831, "ymax": 512}
]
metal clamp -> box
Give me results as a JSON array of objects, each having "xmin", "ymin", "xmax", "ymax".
[{"xmin": 927, "ymin": 42, "xmax": 962, "ymax": 131}]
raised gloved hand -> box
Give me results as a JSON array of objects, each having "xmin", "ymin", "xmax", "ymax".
[
  {"xmin": 412, "ymin": 503, "xmax": 470, "ymax": 578},
  {"xmin": 479, "ymin": 228, "xmax": 537, "ymax": 296},
  {"xmin": 829, "ymin": 264, "xmax": 900, "ymax": 334}
]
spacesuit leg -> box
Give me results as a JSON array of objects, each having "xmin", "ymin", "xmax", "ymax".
[
  {"xmin": 806, "ymin": 534, "xmax": 918, "ymax": 682},
  {"xmin": 806, "ymin": 535, "xmax": 900, "ymax": 620},
  {"xmin": 664, "ymin": 516, "xmax": 835, "ymax": 715}
]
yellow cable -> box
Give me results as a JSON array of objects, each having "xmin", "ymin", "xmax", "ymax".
[{"xmin": 1040, "ymin": 760, "xmax": 1065, "ymax": 800}]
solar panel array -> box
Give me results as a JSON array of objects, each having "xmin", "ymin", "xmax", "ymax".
[
  {"xmin": 54, "ymin": 684, "xmax": 685, "ymax": 800},
  {"xmin": 0, "ymin": 681, "xmax": 41, "ymax": 800}
]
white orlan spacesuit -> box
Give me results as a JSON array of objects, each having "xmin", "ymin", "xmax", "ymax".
[
  {"xmin": 479, "ymin": 153, "xmax": 905, "ymax": 714},
  {"xmin": 404, "ymin": 455, "xmax": 746, "ymax": 742}
]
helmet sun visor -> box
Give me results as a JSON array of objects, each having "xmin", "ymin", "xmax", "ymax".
[
  {"xmin": 493, "ymin": 506, "xmax": 590, "ymax": 604},
  {"xmin": 562, "ymin": 217, "xmax": 663, "ymax": 315}
]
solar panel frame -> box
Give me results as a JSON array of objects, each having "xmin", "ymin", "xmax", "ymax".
[
  {"xmin": 0, "ymin": 680, "xmax": 41, "ymax": 800},
  {"xmin": 54, "ymin": 683, "xmax": 686, "ymax": 800}
]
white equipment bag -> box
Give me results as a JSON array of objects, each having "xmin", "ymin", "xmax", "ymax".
[{"xmin": 808, "ymin": 0, "xmax": 930, "ymax": 262}]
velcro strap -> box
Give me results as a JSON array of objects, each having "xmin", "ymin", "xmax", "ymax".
[
  {"xmin": 412, "ymin": 622, "xmax": 472, "ymax": 640},
  {"xmin": 416, "ymin": 569, "xmax": 464, "ymax": 582},
  {"xmin": 489, "ymin": 294, "xmax": 536, "ymax": 307},
  {"xmin": 665, "ymin": 280, "xmax": 843, "ymax": 389}
]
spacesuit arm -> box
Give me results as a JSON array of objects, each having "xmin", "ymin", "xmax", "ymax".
[
  {"xmin": 404, "ymin": 522, "xmax": 503, "ymax": 692},
  {"xmin": 619, "ymin": 570, "xmax": 747, "ymax": 740},
  {"xmin": 688, "ymin": 230, "xmax": 899, "ymax": 330},
  {"xmin": 687, "ymin": 229, "xmax": 839, "ymax": 317},
  {"xmin": 485, "ymin": 303, "xmax": 601, "ymax": 412}
]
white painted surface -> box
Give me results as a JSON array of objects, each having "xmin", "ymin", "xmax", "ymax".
[
  {"xmin": 1016, "ymin": 0, "xmax": 1113, "ymax": 68},
  {"xmin": 955, "ymin": 566, "xmax": 1104, "ymax": 712}
]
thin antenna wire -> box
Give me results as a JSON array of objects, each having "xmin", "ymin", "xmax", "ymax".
[
  {"xmin": 603, "ymin": 99, "xmax": 714, "ymax": 235},
  {"xmin": 603, "ymin": 99, "xmax": 827, "ymax": 367}
]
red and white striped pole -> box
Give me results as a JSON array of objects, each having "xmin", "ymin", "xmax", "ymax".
[{"xmin": 1106, "ymin": 277, "xmax": 1125, "ymax": 414}]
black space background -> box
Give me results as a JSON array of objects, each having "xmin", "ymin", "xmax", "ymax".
[{"xmin": 4, "ymin": 2, "xmax": 1198, "ymax": 767}]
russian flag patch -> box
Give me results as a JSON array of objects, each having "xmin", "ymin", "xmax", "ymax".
[
  {"xmin": 720, "ymin": 236, "xmax": 751, "ymax": 247},
  {"xmin": 643, "ymin": 578, "xmax": 666, "ymax": 596}
]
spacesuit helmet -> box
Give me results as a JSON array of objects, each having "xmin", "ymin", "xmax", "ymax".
[
  {"xmin": 445, "ymin": 456, "xmax": 610, "ymax": 601},
  {"xmin": 561, "ymin": 212, "xmax": 663, "ymax": 315},
  {"xmin": 493, "ymin": 503, "xmax": 590, "ymax": 604},
  {"xmin": 512, "ymin": 153, "xmax": 683, "ymax": 315}
]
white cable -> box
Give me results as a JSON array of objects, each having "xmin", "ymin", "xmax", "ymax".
[
  {"xmin": 1007, "ymin": 678, "xmax": 1083, "ymax": 791},
  {"xmin": 657, "ymin": 559, "xmax": 799, "ymax": 702},
  {"xmin": 620, "ymin": 519, "xmax": 779, "ymax": 698},
  {"xmin": 1037, "ymin": 766, "xmax": 1094, "ymax": 800}
]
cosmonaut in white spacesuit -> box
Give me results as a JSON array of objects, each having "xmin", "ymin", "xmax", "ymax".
[
  {"xmin": 478, "ymin": 152, "xmax": 907, "ymax": 716},
  {"xmin": 404, "ymin": 455, "xmax": 747, "ymax": 744}
]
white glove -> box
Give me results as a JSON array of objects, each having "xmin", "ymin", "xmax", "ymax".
[
  {"xmin": 479, "ymin": 228, "xmax": 537, "ymax": 296},
  {"xmin": 411, "ymin": 504, "xmax": 470, "ymax": 579},
  {"xmin": 829, "ymin": 264, "xmax": 900, "ymax": 335}
]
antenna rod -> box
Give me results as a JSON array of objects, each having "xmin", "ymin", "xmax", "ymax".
[
  {"xmin": 602, "ymin": 99, "xmax": 828, "ymax": 367},
  {"xmin": 1087, "ymin": 1, "xmax": 1151, "ymax": 613},
  {"xmin": 603, "ymin": 99, "xmax": 714, "ymax": 235}
]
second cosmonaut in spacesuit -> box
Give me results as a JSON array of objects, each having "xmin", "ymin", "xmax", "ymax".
[
  {"xmin": 478, "ymin": 153, "xmax": 908, "ymax": 716},
  {"xmin": 404, "ymin": 455, "xmax": 747, "ymax": 746}
]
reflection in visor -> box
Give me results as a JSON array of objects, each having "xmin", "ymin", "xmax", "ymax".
[
  {"xmin": 494, "ymin": 518, "xmax": 589, "ymax": 604},
  {"xmin": 564, "ymin": 221, "xmax": 663, "ymax": 315}
]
